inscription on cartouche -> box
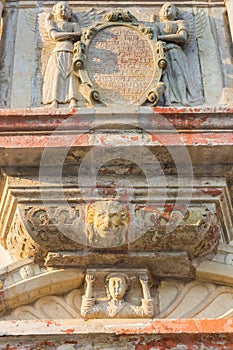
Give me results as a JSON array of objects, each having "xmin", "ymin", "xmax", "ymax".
[{"xmin": 87, "ymin": 26, "xmax": 155, "ymax": 104}]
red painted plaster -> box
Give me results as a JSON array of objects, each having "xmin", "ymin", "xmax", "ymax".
[
  {"xmin": 45, "ymin": 320, "xmax": 61, "ymax": 327},
  {"xmin": 199, "ymin": 188, "xmax": 223, "ymax": 196},
  {"xmin": 113, "ymin": 319, "xmax": 233, "ymax": 335},
  {"xmin": 61, "ymin": 328, "xmax": 75, "ymax": 334}
]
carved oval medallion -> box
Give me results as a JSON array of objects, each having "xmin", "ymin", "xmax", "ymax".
[{"xmin": 86, "ymin": 25, "xmax": 156, "ymax": 105}]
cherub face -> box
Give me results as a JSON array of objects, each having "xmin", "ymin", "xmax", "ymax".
[
  {"xmin": 93, "ymin": 209, "xmax": 125, "ymax": 238},
  {"xmin": 160, "ymin": 3, "xmax": 177, "ymax": 21},
  {"xmin": 108, "ymin": 277, "xmax": 127, "ymax": 300},
  {"xmin": 54, "ymin": 2, "xmax": 72, "ymax": 20}
]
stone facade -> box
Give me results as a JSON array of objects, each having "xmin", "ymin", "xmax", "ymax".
[{"xmin": 0, "ymin": 0, "xmax": 233, "ymax": 348}]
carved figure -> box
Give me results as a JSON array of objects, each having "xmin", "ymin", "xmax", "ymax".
[
  {"xmin": 42, "ymin": 2, "xmax": 81, "ymax": 108},
  {"xmin": 157, "ymin": 3, "xmax": 202, "ymax": 106},
  {"xmin": 85, "ymin": 201, "xmax": 130, "ymax": 248},
  {"xmin": 81, "ymin": 273, "xmax": 154, "ymax": 318}
]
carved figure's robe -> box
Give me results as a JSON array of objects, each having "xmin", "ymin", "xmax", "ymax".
[
  {"xmin": 43, "ymin": 20, "xmax": 79, "ymax": 105},
  {"xmin": 159, "ymin": 20, "xmax": 203, "ymax": 106},
  {"xmin": 81, "ymin": 296, "xmax": 154, "ymax": 318}
]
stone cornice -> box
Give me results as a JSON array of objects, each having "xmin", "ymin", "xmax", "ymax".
[
  {"xmin": 0, "ymin": 106, "xmax": 232, "ymax": 133},
  {"xmin": 0, "ymin": 318, "xmax": 232, "ymax": 336},
  {"xmin": 5, "ymin": 0, "xmax": 225, "ymax": 7}
]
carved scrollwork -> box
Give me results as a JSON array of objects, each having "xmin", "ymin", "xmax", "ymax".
[
  {"xmin": 132, "ymin": 206, "xmax": 221, "ymax": 258},
  {"xmin": 193, "ymin": 212, "xmax": 221, "ymax": 258},
  {"xmin": 73, "ymin": 41, "xmax": 86, "ymax": 70},
  {"xmin": 27, "ymin": 206, "xmax": 79, "ymax": 227},
  {"xmin": 103, "ymin": 9, "xmax": 137, "ymax": 23},
  {"xmin": 24, "ymin": 206, "xmax": 81, "ymax": 249}
]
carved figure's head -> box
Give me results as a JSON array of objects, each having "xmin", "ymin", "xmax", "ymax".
[
  {"xmin": 53, "ymin": 1, "xmax": 72, "ymax": 21},
  {"xmin": 86, "ymin": 201, "xmax": 130, "ymax": 247},
  {"xmin": 105, "ymin": 273, "xmax": 130, "ymax": 300},
  {"xmin": 159, "ymin": 3, "xmax": 179, "ymax": 21}
]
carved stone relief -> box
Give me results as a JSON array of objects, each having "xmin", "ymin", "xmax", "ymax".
[
  {"xmin": 85, "ymin": 201, "xmax": 130, "ymax": 248},
  {"xmin": 158, "ymin": 280, "xmax": 233, "ymax": 319},
  {"xmin": 2, "ymin": 1, "xmax": 231, "ymax": 107},
  {"xmin": 81, "ymin": 270, "xmax": 154, "ymax": 319},
  {"xmin": 3, "ymin": 275, "xmax": 233, "ymax": 320},
  {"xmin": 37, "ymin": 3, "xmax": 208, "ymax": 108},
  {"xmin": 0, "ymin": 201, "xmax": 222, "ymax": 262},
  {"xmin": 24, "ymin": 205, "xmax": 85, "ymax": 250},
  {"xmin": 154, "ymin": 3, "xmax": 203, "ymax": 106},
  {"xmin": 42, "ymin": 2, "xmax": 80, "ymax": 108},
  {"xmin": 42, "ymin": 2, "xmax": 81, "ymax": 108},
  {"xmin": 0, "ymin": 259, "xmax": 84, "ymax": 316},
  {"xmin": 73, "ymin": 9, "xmax": 167, "ymax": 107}
]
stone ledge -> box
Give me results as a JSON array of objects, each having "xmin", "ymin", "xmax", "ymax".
[
  {"xmin": 0, "ymin": 106, "xmax": 232, "ymax": 133},
  {"xmin": 0, "ymin": 318, "xmax": 233, "ymax": 336}
]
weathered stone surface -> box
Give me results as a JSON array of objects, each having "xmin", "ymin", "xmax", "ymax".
[
  {"xmin": 11, "ymin": 7, "xmax": 36, "ymax": 108},
  {"xmin": 0, "ymin": 259, "xmax": 84, "ymax": 316},
  {"xmin": 80, "ymin": 25, "xmax": 163, "ymax": 106},
  {"xmin": 42, "ymin": 2, "xmax": 80, "ymax": 108},
  {"xmin": 45, "ymin": 251, "xmax": 192, "ymax": 278},
  {"xmin": 0, "ymin": 177, "xmax": 224, "ymax": 263},
  {"xmin": 0, "ymin": 0, "xmax": 233, "ymax": 346},
  {"xmin": 0, "ymin": 319, "xmax": 233, "ymax": 349},
  {"xmin": 1, "ymin": 1, "xmax": 232, "ymax": 108},
  {"xmin": 73, "ymin": 9, "xmax": 166, "ymax": 107},
  {"xmin": 86, "ymin": 26, "xmax": 155, "ymax": 104},
  {"xmin": 2, "ymin": 250, "xmax": 233, "ymax": 321}
]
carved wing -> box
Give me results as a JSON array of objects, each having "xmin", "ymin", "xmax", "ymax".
[
  {"xmin": 24, "ymin": 8, "xmax": 37, "ymax": 33},
  {"xmin": 38, "ymin": 10, "xmax": 55, "ymax": 76},
  {"xmin": 183, "ymin": 9, "xmax": 208, "ymax": 48},
  {"xmin": 75, "ymin": 7, "xmax": 106, "ymax": 28},
  {"xmin": 182, "ymin": 11, "xmax": 196, "ymax": 50},
  {"xmin": 193, "ymin": 7, "xmax": 208, "ymax": 38},
  {"xmin": 181, "ymin": 8, "xmax": 207, "ymax": 69}
]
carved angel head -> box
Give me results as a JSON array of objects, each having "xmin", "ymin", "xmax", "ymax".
[
  {"xmin": 53, "ymin": 1, "xmax": 73, "ymax": 21},
  {"xmin": 159, "ymin": 3, "xmax": 179, "ymax": 21}
]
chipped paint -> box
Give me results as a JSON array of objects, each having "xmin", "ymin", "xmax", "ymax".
[
  {"xmin": 199, "ymin": 188, "xmax": 223, "ymax": 196},
  {"xmin": 61, "ymin": 328, "xmax": 75, "ymax": 334}
]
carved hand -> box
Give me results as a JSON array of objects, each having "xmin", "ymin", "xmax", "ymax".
[
  {"xmin": 139, "ymin": 274, "xmax": 149, "ymax": 286},
  {"xmin": 85, "ymin": 274, "xmax": 95, "ymax": 285},
  {"xmin": 157, "ymin": 35, "xmax": 166, "ymax": 41}
]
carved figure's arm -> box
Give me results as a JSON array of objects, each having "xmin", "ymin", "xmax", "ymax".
[
  {"xmin": 158, "ymin": 29, "xmax": 188, "ymax": 44},
  {"xmin": 81, "ymin": 275, "xmax": 96, "ymax": 318},
  {"xmin": 84, "ymin": 274, "xmax": 95, "ymax": 298},
  {"xmin": 139, "ymin": 275, "xmax": 152, "ymax": 301},
  {"xmin": 50, "ymin": 29, "xmax": 81, "ymax": 42},
  {"xmin": 137, "ymin": 275, "xmax": 154, "ymax": 317}
]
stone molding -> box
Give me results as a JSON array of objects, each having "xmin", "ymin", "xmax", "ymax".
[
  {"xmin": 0, "ymin": 259, "xmax": 84, "ymax": 315},
  {"xmin": 4, "ymin": 0, "xmax": 225, "ymax": 7}
]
